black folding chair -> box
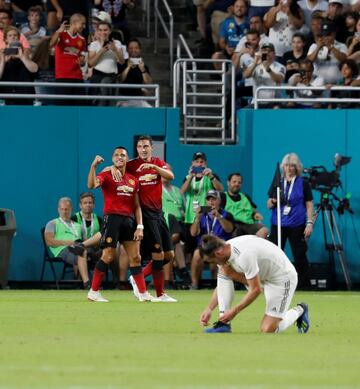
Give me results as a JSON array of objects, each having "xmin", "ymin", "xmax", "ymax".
[{"xmin": 40, "ymin": 227, "xmax": 74, "ymax": 289}]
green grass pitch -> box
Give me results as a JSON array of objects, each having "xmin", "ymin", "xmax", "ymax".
[{"xmin": 0, "ymin": 290, "xmax": 359, "ymax": 388}]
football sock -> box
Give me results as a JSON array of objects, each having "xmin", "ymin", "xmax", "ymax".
[
  {"xmin": 130, "ymin": 266, "xmax": 146, "ymax": 293},
  {"xmin": 217, "ymin": 273, "xmax": 235, "ymax": 320},
  {"xmin": 152, "ymin": 260, "xmax": 164, "ymax": 297},
  {"xmin": 91, "ymin": 260, "xmax": 108, "ymax": 291},
  {"xmin": 142, "ymin": 260, "xmax": 153, "ymax": 278},
  {"xmin": 276, "ymin": 306, "xmax": 304, "ymax": 333}
]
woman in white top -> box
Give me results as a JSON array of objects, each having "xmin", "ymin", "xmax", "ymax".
[{"xmin": 88, "ymin": 21, "xmax": 128, "ymax": 105}]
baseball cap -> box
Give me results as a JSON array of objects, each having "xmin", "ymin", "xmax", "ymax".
[
  {"xmin": 192, "ymin": 152, "xmax": 207, "ymax": 161},
  {"xmin": 206, "ymin": 190, "xmax": 220, "ymax": 199},
  {"xmin": 261, "ymin": 42, "xmax": 275, "ymax": 51},
  {"xmin": 328, "ymin": 0, "xmax": 343, "ymax": 4},
  {"xmin": 94, "ymin": 11, "xmax": 112, "ymax": 24},
  {"xmin": 321, "ymin": 21, "xmax": 336, "ymax": 35}
]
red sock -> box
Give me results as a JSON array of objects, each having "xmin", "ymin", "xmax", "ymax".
[
  {"xmin": 142, "ymin": 260, "xmax": 153, "ymax": 278},
  {"xmin": 132, "ymin": 272, "xmax": 147, "ymax": 293},
  {"xmin": 152, "ymin": 269, "xmax": 165, "ymax": 297},
  {"xmin": 91, "ymin": 268, "xmax": 105, "ymax": 291}
]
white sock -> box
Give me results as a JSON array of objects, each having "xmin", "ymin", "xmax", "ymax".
[
  {"xmin": 277, "ymin": 305, "xmax": 304, "ymax": 333},
  {"xmin": 217, "ymin": 273, "xmax": 234, "ymax": 320}
]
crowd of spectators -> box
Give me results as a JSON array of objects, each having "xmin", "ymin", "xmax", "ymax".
[
  {"xmin": 193, "ymin": 0, "xmax": 360, "ymax": 107},
  {"xmin": 0, "ymin": 1, "xmax": 153, "ymax": 105}
]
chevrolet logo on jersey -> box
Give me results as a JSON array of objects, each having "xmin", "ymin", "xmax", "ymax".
[
  {"xmin": 139, "ymin": 174, "xmax": 157, "ymax": 182},
  {"xmin": 117, "ymin": 185, "xmax": 134, "ymax": 193}
]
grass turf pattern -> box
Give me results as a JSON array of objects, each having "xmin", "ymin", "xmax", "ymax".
[{"xmin": 0, "ymin": 290, "xmax": 359, "ymax": 388}]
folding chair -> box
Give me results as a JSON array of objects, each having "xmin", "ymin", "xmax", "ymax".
[{"xmin": 40, "ymin": 227, "xmax": 74, "ymax": 289}]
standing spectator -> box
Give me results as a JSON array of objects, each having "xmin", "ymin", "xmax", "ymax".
[
  {"xmin": 304, "ymin": 11, "xmax": 323, "ymax": 49},
  {"xmin": 88, "ymin": 21, "xmax": 127, "ymax": 106},
  {"xmin": 307, "ymin": 21, "xmax": 347, "ymax": 84},
  {"xmin": 343, "ymin": 11, "xmax": 358, "ymax": 43},
  {"xmin": 248, "ymin": 0, "xmax": 274, "ymax": 20},
  {"xmin": 0, "ymin": 8, "xmax": 30, "ymax": 54},
  {"xmin": 87, "ymin": 148, "xmax": 152, "ymax": 303},
  {"xmin": 190, "ymin": 190, "xmax": 234, "ymax": 289},
  {"xmin": 264, "ymin": 0, "xmax": 308, "ymax": 59},
  {"xmin": 44, "ymin": 197, "xmax": 90, "ymax": 289},
  {"xmin": 347, "ymin": 18, "xmax": 360, "ymax": 56},
  {"xmin": 234, "ymin": 15, "xmax": 269, "ymax": 54},
  {"xmin": 267, "ymin": 153, "xmax": 314, "ymax": 288},
  {"xmin": 50, "ymin": 14, "xmax": 87, "ymax": 105},
  {"xmin": 117, "ymin": 38, "xmax": 153, "ymax": 107},
  {"xmin": 0, "ymin": 26, "xmax": 38, "ymax": 105},
  {"xmin": 207, "ymin": 0, "xmax": 233, "ymax": 47},
  {"xmin": 222, "ymin": 173, "xmax": 268, "ymax": 238},
  {"xmin": 47, "ymin": 0, "xmax": 89, "ymax": 32},
  {"xmin": 211, "ymin": 0, "xmax": 249, "ymax": 70},
  {"xmin": 298, "ymin": 0, "xmax": 327, "ymax": 28},
  {"xmin": 323, "ymin": 0, "xmax": 347, "ymax": 44},
  {"xmin": 20, "ymin": 6, "xmax": 46, "ymax": 51},
  {"xmin": 282, "ymin": 33, "xmax": 307, "ymax": 81}
]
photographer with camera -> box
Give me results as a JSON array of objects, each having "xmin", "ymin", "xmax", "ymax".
[
  {"xmin": 267, "ymin": 153, "xmax": 314, "ymax": 288},
  {"xmin": 117, "ymin": 38, "xmax": 153, "ymax": 107},
  {"xmin": 0, "ymin": 25, "xmax": 38, "ymax": 105},
  {"xmin": 190, "ymin": 190, "xmax": 234, "ymax": 289}
]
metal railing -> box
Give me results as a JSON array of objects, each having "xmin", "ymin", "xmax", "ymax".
[
  {"xmin": 0, "ymin": 81, "xmax": 160, "ymax": 107},
  {"xmin": 254, "ymin": 86, "xmax": 360, "ymax": 109},
  {"xmin": 154, "ymin": 0, "xmax": 174, "ymax": 86},
  {"xmin": 173, "ymin": 56, "xmax": 236, "ymax": 144}
]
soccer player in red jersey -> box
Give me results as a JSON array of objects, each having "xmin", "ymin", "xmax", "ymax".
[
  {"xmin": 126, "ymin": 136, "xmax": 177, "ymax": 302},
  {"xmin": 87, "ymin": 146, "xmax": 153, "ymax": 302}
]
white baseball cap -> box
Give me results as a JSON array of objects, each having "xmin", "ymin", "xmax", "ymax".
[{"xmin": 328, "ymin": 0, "xmax": 344, "ymax": 5}]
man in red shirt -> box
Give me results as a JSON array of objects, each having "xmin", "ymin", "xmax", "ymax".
[
  {"xmin": 126, "ymin": 136, "xmax": 177, "ymax": 302},
  {"xmin": 49, "ymin": 13, "xmax": 86, "ymax": 105},
  {"xmin": 87, "ymin": 146, "xmax": 153, "ymax": 303}
]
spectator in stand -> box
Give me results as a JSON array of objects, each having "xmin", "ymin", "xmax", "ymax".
[
  {"xmin": 267, "ymin": 153, "xmax": 314, "ymax": 288},
  {"xmin": 322, "ymin": 0, "xmax": 347, "ymax": 44},
  {"xmin": 248, "ymin": 0, "xmax": 274, "ymax": 19},
  {"xmin": 206, "ymin": 0, "xmax": 233, "ymax": 48},
  {"xmin": 117, "ymin": 38, "xmax": 153, "ymax": 107},
  {"xmin": 211, "ymin": 0, "xmax": 249, "ymax": 71},
  {"xmin": 9, "ymin": 0, "xmax": 44, "ymax": 26},
  {"xmin": 50, "ymin": 14, "xmax": 87, "ymax": 105},
  {"xmin": 190, "ymin": 190, "xmax": 234, "ymax": 289},
  {"xmin": 93, "ymin": 0, "xmax": 135, "ymax": 43},
  {"xmin": 0, "ymin": 26, "xmax": 38, "ymax": 105},
  {"xmin": 298, "ymin": 0, "xmax": 327, "ymax": 28},
  {"xmin": 307, "ymin": 21, "xmax": 347, "ymax": 84},
  {"xmin": 287, "ymin": 58, "xmax": 324, "ymax": 108},
  {"xmin": 244, "ymin": 42, "xmax": 286, "ymax": 107},
  {"xmin": 0, "ymin": 9, "xmax": 30, "ymax": 54},
  {"xmin": 221, "ymin": 172, "xmax": 268, "ymax": 238},
  {"xmin": 20, "ymin": 6, "xmax": 46, "ymax": 51},
  {"xmin": 344, "ymin": 11, "xmax": 358, "ymax": 43},
  {"xmin": 47, "ymin": 0, "xmax": 90, "ymax": 32},
  {"xmin": 347, "ymin": 18, "xmax": 360, "ymax": 56},
  {"xmin": 264, "ymin": 0, "xmax": 308, "ymax": 59},
  {"xmin": 304, "ymin": 11, "xmax": 323, "ymax": 49},
  {"xmin": 282, "ymin": 33, "xmax": 307, "ymax": 81},
  {"xmin": 44, "ymin": 197, "xmax": 90, "ymax": 289},
  {"xmin": 88, "ymin": 21, "xmax": 127, "ymax": 106},
  {"xmin": 0, "ymin": 1, "xmax": 10, "ymax": 10}
]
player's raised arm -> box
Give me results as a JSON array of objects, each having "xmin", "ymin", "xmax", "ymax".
[{"xmin": 88, "ymin": 155, "xmax": 104, "ymax": 189}]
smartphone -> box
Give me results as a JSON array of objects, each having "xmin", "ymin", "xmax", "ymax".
[
  {"xmin": 261, "ymin": 53, "xmax": 267, "ymax": 61},
  {"xmin": 103, "ymin": 40, "xmax": 110, "ymax": 47},
  {"xmin": 245, "ymin": 42, "xmax": 251, "ymax": 48},
  {"xmin": 4, "ymin": 47, "xmax": 18, "ymax": 55},
  {"xmin": 191, "ymin": 166, "xmax": 205, "ymax": 174},
  {"xmin": 130, "ymin": 57, "xmax": 142, "ymax": 65}
]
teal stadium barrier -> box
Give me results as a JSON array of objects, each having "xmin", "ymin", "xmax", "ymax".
[{"xmin": 0, "ymin": 106, "xmax": 359, "ymax": 285}]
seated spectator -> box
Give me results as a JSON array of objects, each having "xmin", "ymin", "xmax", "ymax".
[
  {"xmin": 0, "ymin": 26, "xmax": 38, "ymax": 105},
  {"xmin": 0, "ymin": 8, "xmax": 30, "ymax": 54},
  {"xmin": 287, "ymin": 58, "xmax": 324, "ymax": 108},
  {"xmin": 244, "ymin": 42, "xmax": 286, "ymax": 107},
  {"xmin": 298, "ymin": 0, "xmax": 327, "ymax": 28},
  {"xmin": 264, "ymin": 0, "xmax": 308, "ymax": 59},
  {"xmin": 190, "ymin": 190, "xmax": 234, "ymax": 289},
  {"xmin": 44, "ymin": 197, "xmax": 90, "ymax": 289},
  {"xmin": 347, "ymin": 18, "xmax": 360, "ymax": 56},
  {"xmin": 211, "ymin": 0, "xmax": 249, "ymax": 70},
  {"xmin": 20, "ymin": 6, "xmax": 46, "ymax": 52},
  {"xmin": 307, "ymin": 21, "xmax": 347, "ymax": 84},
  {"xmin": 117, "ymin": 38, "xmax": 153, "ymax": 107},
  {"xmin": 221, "ymin": 172, "xmax": 268, "ymax": 238},
  {"xmin": 93, "ymin": 0, "xmax": 135, "ymax": 43},
  {"xmin": 9, "ymin": 0, "xmax": 44, "ymax": 26},
  {"xmin": 49, "ymin": 14, "xmax": 87, "ymax": 105},
  {"xmin": 88, "ymin": 21, "xmax": 127, "ymax": 106},
  {"xmin": 47, "ymin": 0, "xmax": 90, "ymax": 32},
  {"xmin": 282, "ymin": 33, "xmax": 307, "ymax": 81}
]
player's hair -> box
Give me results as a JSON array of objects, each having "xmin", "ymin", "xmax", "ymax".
[
  {"xmin": 199, "ymin": 235, "xmax": 225, "ymax": 257},
  {"xmin": 136, "ymin": 135, "xmax": 153, "ymax": 145},
  {"xmin": 79, "ymin": 192, "xmax": 95, "ymax": 202},
  {"xmin": 113, "ymin": 146, "xmax": 129, "ymax": 154},
  {"xmin": 58, "ymin": 197, "xmax": 72, "ymax": 207},
  {"xmin": 70, "ymin": 13, "xmax": 86, "ymax": 24},
  {"xmin": 227, "ymin": 172, "xmax": 242, "ymax": 182}
]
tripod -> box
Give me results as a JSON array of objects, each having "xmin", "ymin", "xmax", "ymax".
[{"xmin": 313, "ymin": 193, "xmax": 352, "ymax": 290}]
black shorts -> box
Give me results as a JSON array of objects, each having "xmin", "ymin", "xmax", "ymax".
[
  {"xmin": 142, "ymin": 209, "xmax": 173, "ymax": 256},
  {"xmin": 100, "ymin": 214, "xmax": 136, "ymax": 248}
]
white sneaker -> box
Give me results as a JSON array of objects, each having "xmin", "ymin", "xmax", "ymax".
[
  {"xmin": 129, "ymin": 275, "xmax": 140, "ymax": 299},
  {"xmin": 153, "ymin": 293, "xmax": 177, "ymax": 303},
  {"xmin": 87, "ymin": 289, "xmax": 109, "ymax": 302},
  {"xmin": 138, "ymin": 291, "xmax": 156, "ymax": 302}
]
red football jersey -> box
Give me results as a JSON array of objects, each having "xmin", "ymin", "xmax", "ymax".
[
  {"xmin": 55, "ymin": 31, "xmax": 86, "ymax": 79},
  {"xmin": 97, "ymin": 171, "xmax": 139, "ymax": 216},
  {"xmin": 127, "ymin": 157, "xmax": 168, "ymax": 211}
]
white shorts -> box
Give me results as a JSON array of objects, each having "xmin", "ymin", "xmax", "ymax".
[{"xmin": 263, "ymin": 274, "xmax": 298, "ymax": 319}]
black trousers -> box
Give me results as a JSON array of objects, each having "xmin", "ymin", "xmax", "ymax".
[{"xmin": 269, "ymin": 224, "xmax": 309, "ymax": 287}]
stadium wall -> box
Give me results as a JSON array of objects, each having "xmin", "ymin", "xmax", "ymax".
[{"xmin": 1, "ymin": 107, "xmax": 359, "ymax": 285}]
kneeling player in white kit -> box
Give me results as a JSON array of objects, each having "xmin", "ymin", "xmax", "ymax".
[{"xmin": 199, "ymin": 234, "xmax": 310, "ymax": 333}]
